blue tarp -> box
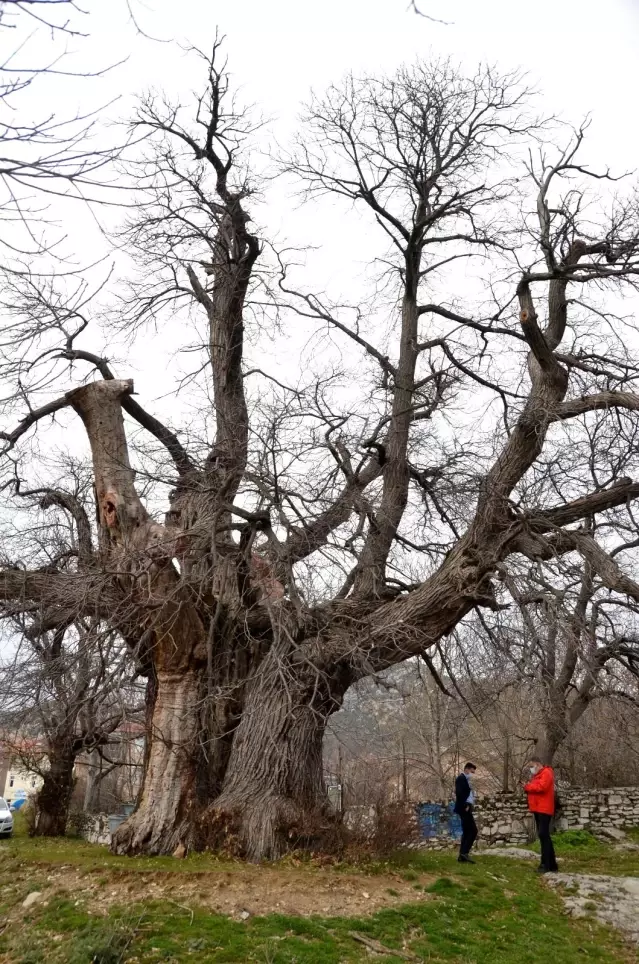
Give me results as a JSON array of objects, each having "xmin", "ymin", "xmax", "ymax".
[
  {"xmin": 416, "ymin": 803, "xmax": 442, "ymax": 838},
  {"xmin": 415, "ymin": 802, "xmax": 462, "ymax": 840},
  {"xmin": 446, "ymin": 802, "xmax": 462, "ymax": 839}
]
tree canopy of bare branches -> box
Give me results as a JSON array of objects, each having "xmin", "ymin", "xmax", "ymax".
[{"xmin": 3, "ymin": 40, "xmax": 639, "ymax": 861}]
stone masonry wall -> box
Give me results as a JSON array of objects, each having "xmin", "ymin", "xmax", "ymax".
[
  {"xmin": 80, "ymin": 786, "xmax": 639, "ymax": 849},
  {"xmin": 416, "ymin": 786, "xmax": 639, "ymax": 849}
]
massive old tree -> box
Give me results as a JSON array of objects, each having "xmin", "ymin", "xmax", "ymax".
[{"xmin": 3, "ymin": 46, "xmax": 639, "ymax": 859}]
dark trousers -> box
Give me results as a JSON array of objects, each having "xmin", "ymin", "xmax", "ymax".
[
  {"xmin": 459, "ymin": 806, "xmax": 478, "ymax": 857},
  {"xmin": 534, "ymin": 812, "xmax": 558, "ymax": 871}
]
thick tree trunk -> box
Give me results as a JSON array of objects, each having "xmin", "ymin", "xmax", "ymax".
[
  {"xmin": 83, "ymin": 748, "xmax": 103, "ymax": 813},
  {"xmin": 536, "ymin": 693, "xmax": 593, "ymax": 768},
  {"xmin": 111, "ymin": 671, "xmax": 201, "ymax": 855},
  {"xmin": 535, "ymin": 719, "xmax": 566, "ymax": 765},
  {"xmin": 212, "ymin": 650, "xmax": 349, "ymax": 861},
  {"xmin": 34, "ymin": 743, "xmax": 75, "ymax": 836},
  {"xmin": 69, "ymin": 381, "xmax": 210, "ymax": 856}
]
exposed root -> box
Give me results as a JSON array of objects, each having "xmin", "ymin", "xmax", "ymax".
[
  {"xmin": 111, "ymin": 807, "xmax": 195, "ymax": 856},
  {"xmin": 199, "ymin": 795, "xmax": 344, "ymax": 862}
]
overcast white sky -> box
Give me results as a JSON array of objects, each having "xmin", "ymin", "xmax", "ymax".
[
  {"xmin": 99, "ymin": 0, "xmax": 639, "ymax": 168},
  {"xmin": 81, "ymin": 1, "xmax": 639, "ymax": 388},
  {"xmin": 5, "ymin": 0, "xmax": 637, "ymax": 413}
]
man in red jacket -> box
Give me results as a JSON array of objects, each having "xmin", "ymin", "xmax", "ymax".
[{"xmin": 523, "ymin": 756, "xmax": 558, "ymax": 873}]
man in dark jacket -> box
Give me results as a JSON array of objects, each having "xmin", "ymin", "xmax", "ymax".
[{"xmin": 454, "ymin": 762, "xmax": 478, "ymax": 863}]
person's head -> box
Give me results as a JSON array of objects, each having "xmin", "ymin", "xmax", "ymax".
[
  {"xmin": 463, "ymin": 762, "xmax": 477, "ymax": 776},
  {"xmin": 528, "ymin": 756, "xmax": 544, "ymax": 775}
]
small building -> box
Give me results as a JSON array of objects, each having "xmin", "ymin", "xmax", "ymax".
[
  {"xmin": 2, "ymin": 762, "xmax": 42, "ymax": 804},
  {"xmin": 0, "ymin": 739, "xmax": 45, "ymax": 805}
]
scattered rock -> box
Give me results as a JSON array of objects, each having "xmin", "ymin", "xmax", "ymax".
[
  {"xmin": 564, "ymin": 896, "xmax": 595, "ymax": 918},
  {"xmin": 22, "ymin": 891, "xmax": 42, "ymax": 909},
  {"xmin": 546, "ymin": 874, "xmax": 639, "ymax": 945},
  {"xmin": 238, "ymin": 909, "xmax": 250, "ymax": 921},
  {"xmin": 622, "ymin": 878, "xmax": 639, "ymax": 897},
  {"xmin": 483, "ymin": 847, "xmax": 538, "ymax": 861},
  {"xmin": 597, "ymin": 828, "xmax": 627, "ymax": 842},
  {"xmin": 172, "ymin": 843, "xmax": 187, "ymax": 859}
]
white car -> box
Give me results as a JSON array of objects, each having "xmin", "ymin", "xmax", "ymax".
[{"xmin": 0, "ymin": 797, "xmax": 13, "ymax": 838}]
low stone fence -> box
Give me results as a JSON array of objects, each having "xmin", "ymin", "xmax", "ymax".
[
  {"xmin": 553, "ymin": 786, "xmax": 639, "ymax": 833},
  {"xmin": 80, "ymin": 813, "xmax": 111, "ymax": 844},
  {"xmin": 79, "ymin": 786, "xmax": 639, "ymax": 850},
  {"xmin": 473, "ymin": 793, "xmax": 534, "ymax": 847},
  {"xmin": 413, "ymin": 786, "xmax": 639, "ymax": 849}
]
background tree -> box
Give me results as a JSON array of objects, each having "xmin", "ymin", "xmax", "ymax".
[
  {"xmin": 324, "ymin": 657, "xmax": 464, "ymax": 805},
  {"xmin": 472, "ymin": 550, "xmax": 639, "ymax": 765},
  {"xmin": 0, "ymin": 474, "xmax": 144, "ymax": 834}
]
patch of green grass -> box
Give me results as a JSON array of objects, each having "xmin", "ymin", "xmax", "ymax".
[
  {"xmin": 7, "ymin": 897, "xmax": 143, "ymax": 964},
  {"xmin": 553, "ymin": 829, "xmax": 601, "ymax": 849},
  {"xmin": 426, "ymin": 875, "xmax": 456, "ymax": 894},
  {"xmin": 554, "ymin": 826, "xmax": 639, "ymax": 877},
  {"xmin": 4, "ymin": 881, "xmax": 633, "ymax": 964},
  {"xmin": 517, "ymin": 827, "xmax": 639, "ymax": 876},
  {"xmin": 0, "ymin": 828, "xmax": 242, "ymax": 875},
  {"xmin": 7, "ymin": 866, "xmax": 633, "ymax": 963},
  {"xmin": 1, "ymin": 833, "xmax": 638, "ymax": 963}
]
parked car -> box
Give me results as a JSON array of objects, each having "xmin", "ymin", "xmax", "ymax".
[{"xmin": 0, "ymin": 797, "xmax": 13, "ymax": 838}]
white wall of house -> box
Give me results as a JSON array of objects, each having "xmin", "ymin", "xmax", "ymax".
[{"xmin": 2, "ymin": 763, "xmax": 43, "ymax": 803}]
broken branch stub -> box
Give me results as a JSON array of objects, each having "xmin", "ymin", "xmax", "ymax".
[{"xmin": 67, "ymin": 380, "xmax": 175, "ymax": 563}]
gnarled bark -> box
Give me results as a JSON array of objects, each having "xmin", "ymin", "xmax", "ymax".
[
  {"xmin": 212, "ymin": 646, "xmax": 350, "ymax": 861},
  {"xmin": 112, "ymin": 671, "xmax": 201, "ymax": 854},
  {"xmin": 34, "ymin": 742, "xmax": 75, "ymax": 836},
  {"xmin": 67, "ymin": 379, "xmax": 210, "ymax": 855}
]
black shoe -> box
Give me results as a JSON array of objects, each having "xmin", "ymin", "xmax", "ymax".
[{"xmin": 458, "ymin": 855, "xmax": 475, "ymax": 864}]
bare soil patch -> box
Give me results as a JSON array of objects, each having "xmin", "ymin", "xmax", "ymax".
[{"xmin": 1, "ymin": 850, "xmax": 434, "ymax": 920}]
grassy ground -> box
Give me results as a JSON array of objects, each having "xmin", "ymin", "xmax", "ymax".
[{"xmin": 0, "ymin": 818, "xmax": 637, "ymax": 963}]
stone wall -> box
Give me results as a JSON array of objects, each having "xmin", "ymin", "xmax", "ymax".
[
  {"xmin": 78, "ymin": 786, "xmax": 639, "ymax": 850},
  {"xmin": 553, "ymin": 786, "xmax": 639, "ymax": 834},
  {"xmin": 80, "ymin": 813, "xmax": 111, "ymax": 845},
  {"xmin": 473, "ymin": 793, "xmax": 534, "ymax": 847},
  {"xmin": 415, "ymin": 786, "xmax": 639, "ymax": 849}
]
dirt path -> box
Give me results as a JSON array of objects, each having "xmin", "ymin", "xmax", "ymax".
[{"xmin": 0, "ymin": 850, "xmax": 434, "ymax": 921}]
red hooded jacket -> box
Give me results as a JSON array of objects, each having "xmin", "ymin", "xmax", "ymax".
[{"xmin": 524, "ymin": 765, "xmax": 555, "ymax": 815}]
